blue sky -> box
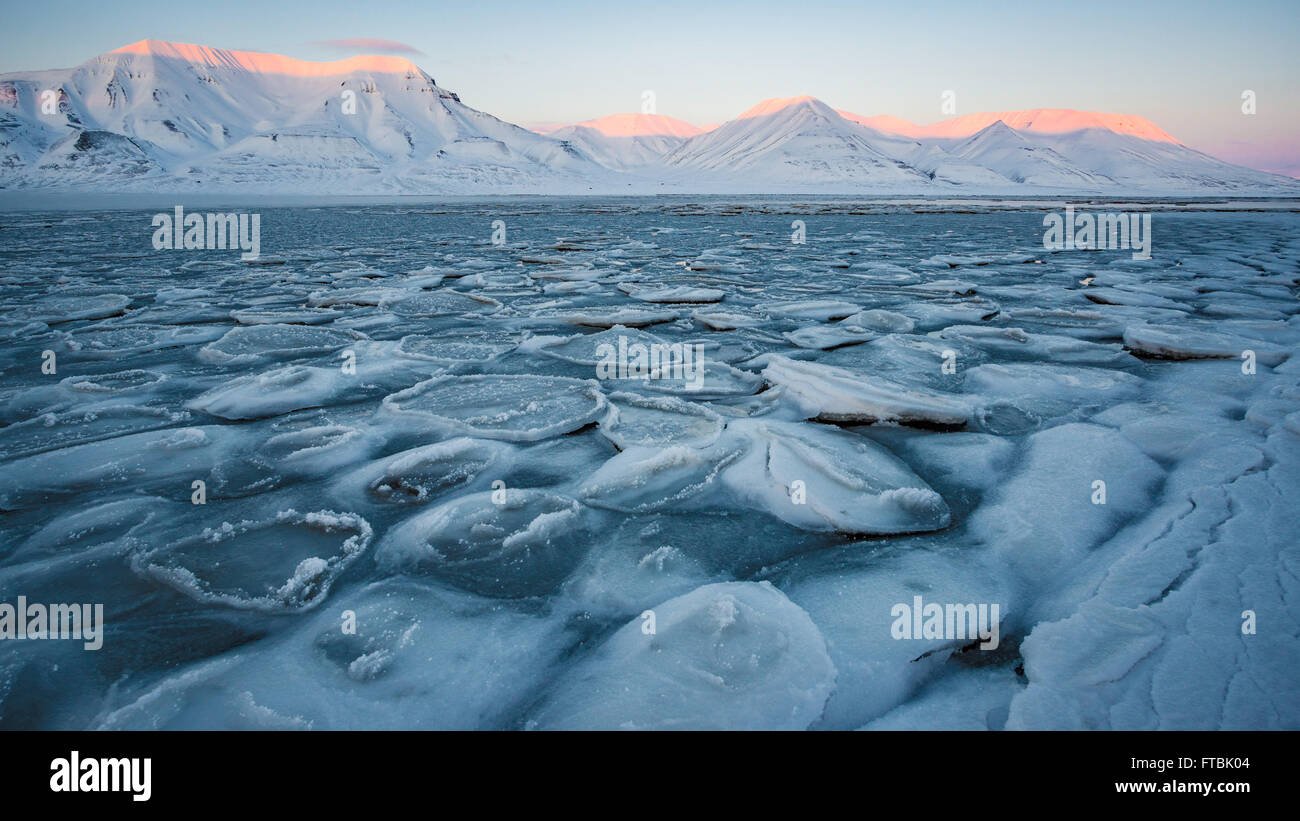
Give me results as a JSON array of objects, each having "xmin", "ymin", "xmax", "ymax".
[{"xmin": 1, "ymin": 0, "xmax": 1296, "ymax": 172}]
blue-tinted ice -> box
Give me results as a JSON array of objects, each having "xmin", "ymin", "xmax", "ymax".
[{"xmin": 1, "ymin": 199, "xmax": 1298, "ymax": 730}]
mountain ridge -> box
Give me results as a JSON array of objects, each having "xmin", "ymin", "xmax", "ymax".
[{"xmin": 1, "ymin": 41, "xmax": 1295, "ymax": 195}]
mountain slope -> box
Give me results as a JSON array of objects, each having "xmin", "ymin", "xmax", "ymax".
[
  {"xmin": 0, "ymin": 39, "xmax": 604, "ymax": 192},
  {"xmin": 838, "ymin": 108, "xmax": 1180, "ymax": 142},
  {"xmin": 1018, "ymin": 127, "xmax": 1290, "ymax": 192},
  {"xmin": 839, "ymin": 106, "xmax": 1297, "ymax": 193},
  {"xmin": 661, "ymin": 96, "xmax": 933, "ymax": 189},
  {"xmin": 946, "ymin": 120, "xmax": 1105, "ymax": 186},
  {"xmin": 547, "ymin": 113, "xmax": 703, "ymax": 139},
  {"xmin": 540, "ymin": 113, "xmax": 702, "ymax": 170},
  {"xmin": 0, "ymin": 44, "xmax": 1295, "ymax": 195}
]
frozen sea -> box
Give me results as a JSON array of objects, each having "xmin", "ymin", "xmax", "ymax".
[{"xmin": 1, "ymin": 197, "xmax": 1298, "ymax": 730}]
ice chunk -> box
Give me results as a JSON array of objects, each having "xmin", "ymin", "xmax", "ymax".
[
  {"xmin": 964, "ymin": 362, "xmax": 1143, "ymax": 426},
  {"xmin": 396, "ymin": 332, "xmax": 517, "ymax": 364},
  {"xmin": 720, "ymin": 419, "xmax": 950, "ymax": 534},
  {"xmin": 783, "ymin": 323, "xmax": 877, "ymax": 350},
  {"xmin": 763, "ymin": 355, "xmax": 971, "ymax": 426},
  {"xmin": 599, "ymin": 392, "xmax": 724, "ymax": 450},
  {"xmin": 256, "ymin": 425, "xmax": 374, "ymax": 477},
  {"xmin": 95, "ymin": 578, "xmax": 572, "ymax": 730},
  {"xmin": 187, "ymin": 365, "xmax": 356, "ymax": 420},
  {"xmin": 229, "ymin": 307, "xmax": 337, "ymax": 325},
  {"xmin": 199, "ymin": 324, "xmax": 363, "ymax": 365},
  {"xmin": 899, "ymin": 298, "xmax": 1001, "ymax": 330},
  {"xmin": 389, "ymin": 290, "xmax": 500, "ymax": 317},
  {"xmin": 532, "ymin": 307, "xmax": 681, "ymax": 328},
  {"xmin": 381, "ymin": 374, "xmax": 606, "ymax": 442},
  {"xmin": 844, "ymin": 309, "xmax": 915, "ymax": 333},
  {"xmin": 1085, "ymin": 287, "xmax": 1188, "ymax": 311},
  {"xmin": 861, "ymin": 666, "xmax": 1023, "ymax": 731},
  {"xmin": 16, "ymin": 293, "xmax": 130, "ymax": 323},
  {"xmin": 579, "ymin": 442, "xmax": 742, "ymax": 513},
  {"xmin": 968, "ymin": 423, "xmax": 1163, "ymax": 622},
  {"xmin": 936, "ymin": 324, "xmax": 1132, "ymax": 365},
  {"xmin": 376, "ymin": 489, "xmax": 592, "ymax": 598},
  {"xmin": 558, "ymin": 517, "xmax": 722, "ymax": 619},
  {"xmin": 536, "ymin": 325, "xmax": 668, "ymax": 366},
  {"xmin": 781, "ymin": 548, "xmax": 1008, "ymax": 729},
  {"xmin": 0, "ymin": 404, "xmax": 189, "ymax": 460},
  {"xmin": 692, "ymin": 310, "xmax": 766, "ymax": 330},
  {"xmin": 129, "ymin": 509, "xmax": 373, "ymax": 612},
  {"xmin": 63, "ymin": 324, "xmax": 225, "ymax": 357},
  {"xmin": 332, "ymin": 437, "xmax": 515, "ymax": 506},
  {"xmin": 767, "ymin": 300, "xmax": 860, "ymax": 321},
  {"xmin": 528, "ymin": 581, "xmax": 835, "ymax": 730},
  {"xmin": 305, "ymin": 287, "xmax": 407, "ymax": 308},
  {"xmin": 613, "ymin": 357, "xmax": 763, "ymax": 398},
  {"xmin": 890, "ymin": 431, "xmax": 1018, "ymax": 492},
  {"xmin": 626, "ymin": 285, "xmax": 725, "ymax": 303},
  {"xmin": 1124, "ymin": 323, "xmax": 1289, "ymax": 366},
  {"xmin": 0, "ymin": 426, "xmax": 239, "ymax": 510}
]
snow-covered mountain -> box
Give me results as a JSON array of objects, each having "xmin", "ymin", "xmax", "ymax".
[
  {"xmin": 1, "ymin": 41, "xmax": 1296, "ymax": 195},
  {"xmin": 945, "ymin": 120, "xmax": 1104, "ymax": 187},
  {"xmin": 543, "ymin": 114, "xmax": 704, "ymax": 170},
  {"xmin": 660, "ymin": 96, "xmax": 933, "ymax": 187},
  {"xmin": 656, "ymin": 98, "xmax": 1296, "ymax": 193},
  {"xmin": 546, "ymin": 113, "xmax": 704, "ymax": 139},
  {"xmin": 836, "ymin": 107, "xmax": 1295, "ymax": 192},
  {"xmin": 837, "ymin": 108, "xmax": 1180, "ymax": 142},
  {"xmin": 0, "ymin": 40, "xmax": 606, "ymax": 192}
]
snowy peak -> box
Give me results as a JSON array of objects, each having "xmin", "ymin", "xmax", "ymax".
[
  {"xmin": 0, "ymin": 40, "xmax": 1294, "ymax": 194},
  {"xmin": 837, "ymin": 107, "xmax": 1181, "ymax": 144},
  {"xmin": 662, "ymin": 95, "xmax": 932, "ymax": 187},
  {"xmin": 547, "ymin": 113, "xmax": 702, "ymax": 138},
  {"xmin": 932, "ymin": 109, "xmax": 1180, "ymax": 143},
  {"xmin": 107, "ymin": 40, "xmax": 428, "ymax": 79},
  {"xmin": 0, "ymin": 40, "xmax": 608, "ymax": 192},
  {"xmin": 735, "ymin": 95, "xmax": 831, "ymax": 120},
  {"xmin": 948, "ymin": 120, "xmax": 1101, "ymax": 186},
  {"xmin": 952, "ymin": 119, "xmax": 1028, "ymax": 150}
]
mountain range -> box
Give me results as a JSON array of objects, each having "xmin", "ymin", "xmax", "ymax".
[{"xmin": 1, "ymin": 40, "xmax": 1296, "ymax": 195}]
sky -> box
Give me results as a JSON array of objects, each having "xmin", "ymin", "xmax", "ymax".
[{"xmin": 1, "ymin": 0, "xmax": 1296, "ymax": 174}]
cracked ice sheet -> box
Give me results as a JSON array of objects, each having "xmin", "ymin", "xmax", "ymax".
[
  {"xmin": 1004, "ymin": 387, "xmax": 1300, "ymax": 729},
  {"xmin": 2, "ymin": 204, "xmax": 1299, "ymax": 730}
]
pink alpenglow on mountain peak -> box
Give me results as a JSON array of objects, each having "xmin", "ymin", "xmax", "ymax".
[
  {"xmin": 735, "ymin": 95, "xmax": 824, "ymax": 120},
  {"xmin": 838, "ymin": 107, "xmax": 1180, "ymax": 144},
  {"xmin": 550, "ymin": 113, "xmax": 703, "ymax": 138},
  {"xmin": 109, "ymin": 39, "xmax": 425, "ymax": 77}
]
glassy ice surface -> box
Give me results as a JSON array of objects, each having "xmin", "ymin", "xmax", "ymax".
[{"xmin": 1, "ymin": 198, "xmax": 1297, "ymax": 730}]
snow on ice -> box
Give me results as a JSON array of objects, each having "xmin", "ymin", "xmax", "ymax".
[{"xmin": 0, "ymin": 200, "xmax": 1297, "ymax": 731}]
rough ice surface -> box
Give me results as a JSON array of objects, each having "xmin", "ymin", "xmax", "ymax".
[
  {"xmin": 380, "ymin": 374, "xmax": 607, "ymax": 441},
  {"xmin": 129, "ymin": 508, "xmax": 373, "ymax": 612},
  {"xmin": 763, "ymin": 355, "xmax": 972, "ymax": 426},
  {"xmin": 718, "ymin": 419, "xmax": 951, "ymax": 534},
  {"xmin": 528, "ymin": 582, "xmax": 836, "ymax": 730},
  {"xmin": 0, "ymin": 201, "xmax": 1297, "ymax": 731},
  {"xmin": 375, "ymin": 488, "xmax": 593, "ymax": 598}
]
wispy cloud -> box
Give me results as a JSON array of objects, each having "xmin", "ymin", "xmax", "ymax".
[{"xmin": 311, "ymin": 38, "xmax": 425, "ymax": 56}]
